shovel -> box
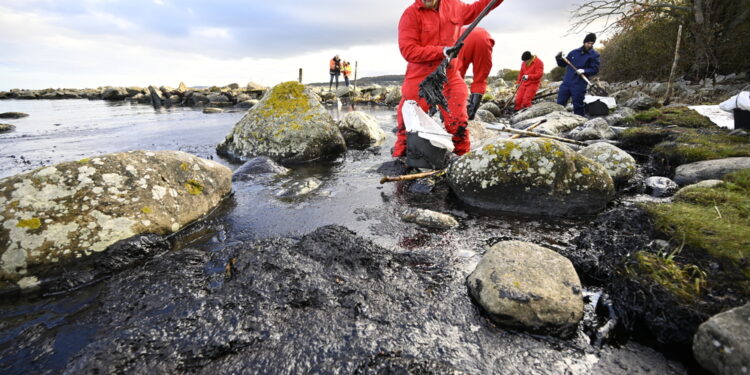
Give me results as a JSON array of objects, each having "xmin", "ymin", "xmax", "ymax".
[
  {"xmin": 419, "ymin": 0, "xmax": 502, "ymax": 115},
  {"xmin": 559, "ymin": 54, "xmax": 608, "ymax": 96}
]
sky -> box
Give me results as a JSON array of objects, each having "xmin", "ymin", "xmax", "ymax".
[{"xmin": 0, "ymin": 0, "xmax": 608, "ymax": 90}]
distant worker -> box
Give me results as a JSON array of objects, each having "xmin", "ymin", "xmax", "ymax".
[
  {"xmin": 329, "ymin": 55, "xmax": 342, "ymax": 91},
  {"xmin": 556, "ymin": 33, "xmax": 600, "ymax": 116},
  {"xmin": 456, "ymin": 27, "xmax": 495, "ymax": 120},
  {"xmin": 342, "ymin": 61, "xmax": 353, "ymax": 87},
  {"xmin": 393, "ymin": 0, "xmax": 504, "ymax": 158},
  {"xmin": 514, "ymin": 51, "xmax": 544, "ymax": 110}
]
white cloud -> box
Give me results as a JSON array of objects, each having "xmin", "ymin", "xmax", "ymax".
[{"xmin": 190, "ymin": 27, "xmax": 232, "ymax": 39}]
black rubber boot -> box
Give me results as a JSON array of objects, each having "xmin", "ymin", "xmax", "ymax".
[{"xmin": 467, "ymin": 93, "xmax": 483, "ymax": 121}]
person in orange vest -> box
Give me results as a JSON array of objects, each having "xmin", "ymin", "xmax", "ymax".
[
  {"xmin": 329, "ymin": 55, "xmax": 342, "ymax": 91},
  {"xmin": 514, "ymin": 51, "xmax": 544, "ymax": 110},
  {"xmin": 456, "ymin": 27, "xmax": 495, "ymax": 120},
  {"xmin": 342, "ymin": 61, "xmax": 353, "ymax": 87},
  {"xmin": 393, "ymin": 0, "xmax": 504, "ymax": 158}
]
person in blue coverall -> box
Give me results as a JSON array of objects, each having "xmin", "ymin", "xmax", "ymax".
[{"xmin": 556, "ymin": 33, "xmax": 600, "ymax": 116}]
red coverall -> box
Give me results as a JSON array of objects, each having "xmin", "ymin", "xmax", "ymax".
[
  {"xmin": 394, "ymin": 0, "xmax": 503, "ymax": 157},
  {"xmin": 456, "ymin": 27, "xmax": 495, "ymax": 95},
  {"xmin": 514, "ymin": 56, "xmax": 544, "ymax": 110}
]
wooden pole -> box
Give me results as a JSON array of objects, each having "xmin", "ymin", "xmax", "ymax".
[
  {"xmin": 488, "ymin": 126, "xmax": 587, "ymax": 146},
  {"xmin": 353, "ymin": 61, "xmax": 358, "ymax": 93},
  {"xmin": 380, "ymin": 169, "xmax": 445, "ymax": 184},
  {"xmin": 298, "ymin": 68, "xmax": 303, "ymax": 84},
  {"xmin": 663, "ymin": 24, "xmax": 683, "ymax": 106},
  {"xmin": 510, "ymin": 119, "xmax": 546, "ymax": 139}
]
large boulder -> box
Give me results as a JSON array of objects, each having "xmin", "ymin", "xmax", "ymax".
[
  {"xmin": 568, "ymin": 118, "xmax": 616, "ymax": 141},
  {"xmin": 148, "ymin": 85, "xmax": 163, "ymax": 107},
  {"xmin": 447, "ymin": 138, "xmax": 615, "ymax": 216},
  {"xmin": 337, "ymin": 111, "xmax": 386, "ymax": 149},
  {"xmin": 475, "ymin": 109, "xmax": 496, "ymax": 123},
  {"xmin": 479, "ymin": 102, "xmax": 503, "ymax": 118},
  {"xmin": 604, "ymin": 107, "xmax": 637, "ymax": 127},
  {"xmin": 217, "ymin": 81, "xmax": 346, "ymax": 163},
  {"xmin": 467, "ymin": 240, "xmax": 584, "ymax": 335},
  {"xmin": 0, "ymin": 151, "xmax": 232, "ymax": 291},
  {"xmin": 513, "ymin": 111, "xmax": 588, "ymax": 135},
  {"xmin": 578, "ymin": 142, "xmax": 637, "ymax": 184},
  {"xmin": 510, "ymin": 102, "xmax": 566, "ymax": 124},
  {"xmin": 693, "ymin": 303, "xmax": 750, "ymax": 375},
  {"xmin": 468, "ymin": 120, "xmax": 498, "ymax": 149},
  {"xmin": 673, "ymin": 157, "xmax": 750, "ymax": 185},
  {"xmin": 232, "ymin": 156, "xmax": 289, "ymax": 182}
]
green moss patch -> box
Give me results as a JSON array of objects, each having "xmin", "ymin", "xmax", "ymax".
[
  {"xmin": 634, "ymin": 106, "xmax": 715, "ymax": 128},
  {"xmin": 184, "ymin": 179, "xmax": 204, "ymax": 195},
  {"xmin": 628, "ymin": 250, "xmax": 707, "ymax": 301},
  {"xmin": 16, "ymin": 218, "xmax": 42, "ymax": 229},
  {"xmin": 621, "ymin": 127, "xmax": 750, "ymax": 167},
  {"xmin": 259, "ymin": 81, "xmax": 311, "ymax": 119},
  {"xmin": 643, "ymin": 169, "xmax": 750, "ymax": 286}
]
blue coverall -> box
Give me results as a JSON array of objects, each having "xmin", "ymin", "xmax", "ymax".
[{"xmin": 556, "ymin": 47, "xmax": 600, "ymax": 116}]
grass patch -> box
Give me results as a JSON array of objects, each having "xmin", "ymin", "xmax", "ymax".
[
  {"xmin": 634, "ymin": 106, "xmax": 716, "ymax": 128},
  {"xmin": 643, "ymin": 169, "xmax": 750, "ymax": 284},
  {"xmin": 628, "ymin": 249, "xmax": 707, "ymax": 301},
  {"xmin": 653, "ymin": 131, "xmax": 750, "ymax": 166}
]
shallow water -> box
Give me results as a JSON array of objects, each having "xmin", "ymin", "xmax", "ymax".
[{"xmin": 0, "ymin": 99, "xmax": 695, "ymax": 373}]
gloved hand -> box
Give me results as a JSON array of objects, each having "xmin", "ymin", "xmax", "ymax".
[
  {"xmin": 443, "ymin": 42, "xmax": 464, "ymax": 58},
  {"xmin": 577, "ymin": 69, "xmax": 585, "ymax": 75},
  {"xmin": 522, "ymin": 75, "xmax": 529, "ymax": 81}
]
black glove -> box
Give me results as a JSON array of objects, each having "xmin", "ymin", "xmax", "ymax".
[{"xmin": 443, "ymin": 42, "xmax": 464, "ymax": 59}]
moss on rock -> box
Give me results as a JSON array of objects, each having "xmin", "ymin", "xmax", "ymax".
[
  {"xmin": 634, "ymin": 106, "xmax": 715, "ymax": 128},
  {"xmin": 643, "ymin": 169, "xmax": 750, "ymax": 289}
]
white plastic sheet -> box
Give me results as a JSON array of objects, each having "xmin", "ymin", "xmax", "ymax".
[
  {"xmin": 401, "ymin": 100, "xmax": 455, "ymax": 152},
  {"xmin": 719, "ymin": 91, "xmax": 750, "ymax": 112},
  {"xmin": 584, "ymin": 95, "xmax": 617, "ymax": 109}
]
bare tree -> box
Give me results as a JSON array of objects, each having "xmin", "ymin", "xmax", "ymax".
[{"xmin": 570, "ymin": 0, "xmax": 750, "ymax": 80}]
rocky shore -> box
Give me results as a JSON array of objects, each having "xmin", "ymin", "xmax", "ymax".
[{"xmin": 1, "ymin": 75, "xmax": 749, "ymax": 374}]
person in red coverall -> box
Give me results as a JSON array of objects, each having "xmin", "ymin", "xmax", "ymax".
[
  {"xmin": 456, "ymin": 27, "xmax": 495, "ymax": 120},
  {"xmin": 514, "ymin": 51, "xmax": 544, "ymax": 110},
  {"xmin": 393, "ymin": 0, "xmax": 504, "ymax": 157}
]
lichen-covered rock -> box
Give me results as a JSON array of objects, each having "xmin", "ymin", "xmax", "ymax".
[
  {"xmin": 217, "ymin": 81, "xmax": 346, "ymax": 163},
  {"xmin": 569, "ymin": 118, "xmax": 616, "ymax": 141},
  {"xmin": 510, "ymin": 102, "xmax": 566, "ymax": 125},
  {"xmin": 578, "ymin": 142, "xmax": 636, "ymax": 184},
  {"xmin": 643, "ymin": 176, "xmax": 679, "ymax": 197},
  {"xmin": 467, "ymin": 240, "xmax": 584, "ymax": 335},
  {"xmin": 475, "ymin": 109, "xmax": 497, "ymax": 123},
  {"xmin": 0, "ymin": 123, "xmax": 15, "ymax": 133},
  {"xmin": 693, "ymin": 303, "xmax": 750, "ymax": 375},
  {"xmin": 401, "ymin": 208, "xmax": 459, "ymax": 229},
  {"xmin": 673, "ymin": 157, "xmax": 750, "ymax": 185},
  {"xmin": 447, "ymin": 138, "xmax": 614, "ymax": 216},
  {"xmin": 337, "ymin": 111, "xmax": 386, "ymax": 149},
  {"xmin": 604, "ymin": 107, "xmax": 637, "ymax": 127},
  {"xmin": 479, "ymin": 102, "xmax": 502, "ymax": 118},
  {"xmin": 0, "ymin": 150, "xmax": 232, "ymax": 290},
  {"xmin": 623, "ymin": 92, "xmax": 657, "ymax": 110},
  {"xmin": 513, "ymin": 111, "xmax": 587, "ymax": 135}
]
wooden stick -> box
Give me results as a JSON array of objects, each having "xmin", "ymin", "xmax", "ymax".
[
  {"xmin": 489, "ymin": 126, "xmax": 587, "ymax": 146},
  {"xmin": 379, "ymin": 169, "xmax": 445, "ymax": 184},
  {"xmin": 501, "ymin": 84, "xmax": 521, "ymax": 111},
  {"xmin": 663, "ymin": 24, "xmax": 683, "ymax": 106},
  {"xmin": 510, "ymin": 119, "xmax": 546, "ymax": 139}
]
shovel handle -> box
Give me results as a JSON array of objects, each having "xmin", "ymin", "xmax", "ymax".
[
  {"xmin": 444, "ymin": 0, "xmax": 501, "ymax": 64},
  {"xmin": 561, "ymin": 55, "xmax": 592, "ymax": 85}
]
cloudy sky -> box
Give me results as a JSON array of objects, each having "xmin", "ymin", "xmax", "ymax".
[{"xmin": 0, "ymin": 0, "xmax": 606, "ymax": 90}]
